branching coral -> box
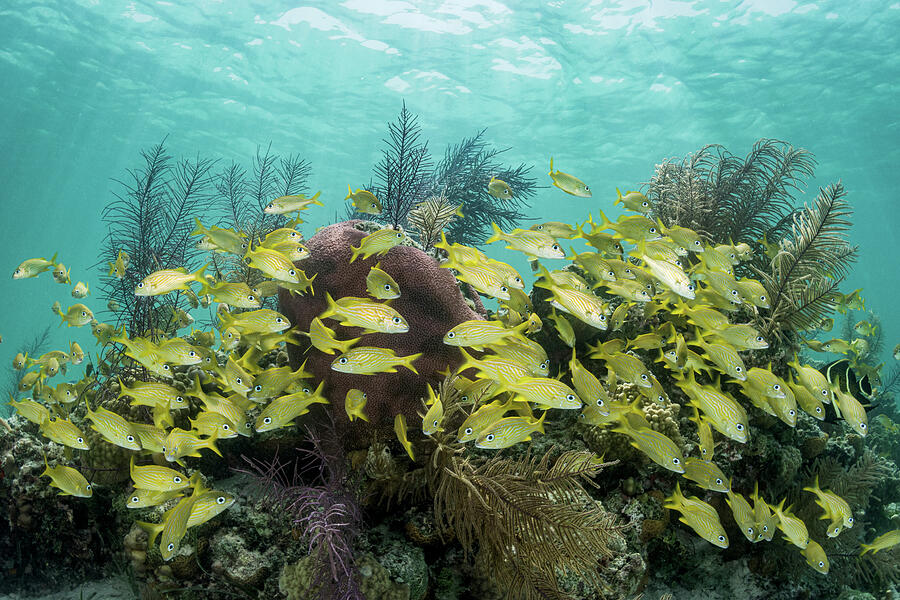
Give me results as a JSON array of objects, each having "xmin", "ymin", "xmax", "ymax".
[
  {"xmin": 405, "ymin": 193, "xmax": 461, "ymax": 251},
  {"xmin": 241, "ymin": 423, "xmax": 363, "ymax": 600},
  {"xmin": 755, "ymin": 182, "xmax": 858, "ymax": 339},
  {"xmin": 99, "ymin": 140, "xmax": 217, "ymax": 337},
  {"xmin": 365, "ymin": 104, "xmax": 537, "ymax": 244},
  {"xmin": 647, "ymin": 139, "xmax": 816, "ymax": 269}
]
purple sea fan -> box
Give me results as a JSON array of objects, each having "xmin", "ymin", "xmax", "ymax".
[{"xmin": 240, "ymin": 422, "xmax": 363, "ymax": 600}]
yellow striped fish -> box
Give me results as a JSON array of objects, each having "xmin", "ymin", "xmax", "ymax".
[
  {"xmin": 726, "ymin": 487, "xmax": 758, "ymax": 542},
  {"xmin": 135, "ymin": 266, "xmax": 207, "ymax": 296},
  {"xmin": 787, "ymin": 355, "xmax": 832, "ymax": 404},
  {"xmin": 475, "ymin": 412, "xmax": 547, "ymax": 449},
  {"xmin": 366, "ymin": 263, "xmax": 400, "ymax": 299},
  {"xmin": 803, "ymin": 475, "xmax": 853, "ymax": 536},
  {"xmin": 773, "ymin": 500, "xmax": 809, "ymax": 548},
  {"xmin": 8, "ymin": 397, "xmax": 50, "ymax": 425},
  {"xmin": 199, "ymin": 281, "xmax": 261, "ymax": 309},
  {"xmin": 300, "ymin": 317, "xmax": 360, "ymax": 355},
  {"xmin": 129, "ymin": 422, "xmax": 167, "ymax": 453},
  {"xmin": 345, "ymin": 389, "xmax": 368, "ymax": 422},
  {"xmin": 216, "ymin": 356, "xmax": 255, "ymax": 397},
  {"xmin": 451, "ymin": 262, "xmax": 511, "ymax": 300},
  {"xmin": 349, "ymin": 228, "xmax": 406, "ymax": 263},
  {"xmin": 41, "ymin": 454, "xmax": 92, "ymax": 497},
  {"xmin": 394, "ymin": 413, "xmax": 415, "ymax": 459},
  {"xmin": 690, "ymin": 332, "xmax": 746, "ymax": 381},
  {"xmin": 442, "ymin": 319, "xmax": 525, "ymax": 350},
  {"xmin": 331, "ymin": 347, "xmax": 421, "ymax": 375},
  {"xmin": 84, "ymin": 399, "xmax": 142, "ymax": 450},
  {"xmin": 243, "ymin": 247, "xmax": 301, "ymax": 283},
  {"xmin": 130, "ymin": 457, "xmax": 191, "ymax": 492},
  {"xmin": 264, "ymin": 191, "xmax": 323, "ymax": 214},
  {"xmin": 666, "ymin": 483, "xmax": 728, "ymax": 547},
  {"xmin": 321, "ymin": 294, "xmax": 409, "ymax": 334},
  {"xmin": 501, "ymin": 377, "xmax": 582, "ymax": 410},
  {"xmin": 614, "ymin": 423, "xmax": 685, "ymax": 473},
  {"xmin": 119, "ymin": 378, "xmax": 185, "ymax": 410},
  {"xmin": 676, "ymin": 371, "xmax": 748, "ymax": 443},
  {"xmin": 860, "ymin": 529, "xmax": 900, "ymax": 555},
  {"xmin": 40, "ymin": 416, "xmax": 90, "ymax": 450},
  {"xmin": 457, "ymin": 349, "xmax": 531, "ymax": 385},
  {"xmin": 486, "ymin": 337, "xmax": 550, "ymax": 376},
  {"xmin": 535, "ymin": 274, "xmax": 608, "ymax": 330},
  {"xmin": 456, "ymin": 398, "xmax": 516, "ymax": 443},
  {"xmin": 682, "ymin": 457, "xmax": 729, "ymax": 493},
  {"xmin": 486, "ymin": 222, "xmax": 565, "ymax": 259},
  {"xmin": 163, "ymin": 428, "xmax": 222, "ymax": 463},
  {"xmin": 420, "ymin": 385, "xmax": 444, "ymax": 435},
  {"xmin": 255, "ymin": 384, "xmax": 329, "ymax": 432},
  {"xmin": 125, "ymin": 488, "xmax": 183, "ymax": 509},
  {"xmin": 801, "ymin": 539, "xmax": 829, "ymax": 574},
  {"xmin": 190, "ymin": 411, "xmax": 239, "ymax": 440},
  {"xmin": 569, "ymin": 353, "xmax": 610, "ymax": 416},
  {"xmin": 832, "ymin": 387, "xmax": 868, "ymax": 437},
  {"xmin": 248, "ymin": 364, "xmax": 313, "ymax": 402},
  {"xmin": 709, "ymin": 323, "xmax": 768, "ymax": 350},
  {"xmin": 218, "ymin": 308, "xmax": 291, "ymax": 334}
]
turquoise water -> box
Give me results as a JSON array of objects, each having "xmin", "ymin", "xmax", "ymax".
[{"xmin": 1, "ymin": 1, "xmax": 898, "ymax": 391}]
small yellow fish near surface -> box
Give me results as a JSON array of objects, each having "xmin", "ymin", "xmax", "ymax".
[
  {"xmin": 59, "ymin": 303, "xmax": 93, "ymax": 327},
  {"xmin": 332, "ymin": 347, "xmax": 421, "ymax": 375},
  {"xmin": 366, "ymin": 263, "xmax": 400, "ymax": 299},
  {"xmin": 860, "ymin": 529, "xmax": 900, "ymax": 555},
  {"xmin": 52, "ymin": 263, "xmax": 71, "ymax": 284},
  {"xmin": 350, "ymin": 228, "xmax": 407, "ymax": 263},
  {"xmin": 12, "ymin": 253, "xmax": 58, "ymax": 279},
  {"xmin": 486, "ymin": 223, "xmax": 565, "ymax": 259},
  {"xmin": 41, "ymin": 454, "xmax": 92, "ymax": 498},
  {"xmin": 135, "ymin": 266, "xmax": 207, "ymax": 296},
  {"xmin": 345, "ymin": 389, "xmax": 369, "ymax": 422},
  {"xmin": 548, "ymin": 158, "xmax": 591, "ymax": 197},
  {"xmin": 345, "ymin": 186, "xmax": 383, "ymax": 215},
  {"xmin": 321, "ymin": 293, "xmax": 409, "ymax": 334},
  {"xmin": 487, "ymin": 176, "xmax": 513, "ymax": 200},
  {"xmin": 615, "ymin": 188, "xmax": 651, "ymax": 213},
  {"xmin": 394, "ymin": 413, "xmax": 415, "ymax": 459},
  {"xmin": 71, "ymin": 281, "xmax": 89, "ymax": 298},
  {"xmin": 264, "ymin": 191, "xmax": 324, "ymax": 214}
]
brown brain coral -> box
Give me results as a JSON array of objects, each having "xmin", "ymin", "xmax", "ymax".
[{"xmin": 279, "ymin": 220, "xmax": 483, "ymax": 448}]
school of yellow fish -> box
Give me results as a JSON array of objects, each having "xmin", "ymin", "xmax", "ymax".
[{"xmin": 8, "ymin": 159, "xmax": 898, "ymax": 568}]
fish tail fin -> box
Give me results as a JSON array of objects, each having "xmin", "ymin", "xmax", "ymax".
[
  {"xmin": 348, "ymin": 242, "xmax": 362, "ymax": 263},
  {"xmin": 192, "ymin": 263, "xmax": 209, "ymax": 284},
  {"xmin": 485, "ymin": 222, "xmax": 505, "ymax": 245},
  {"xmin": 596, "ymin": 210, "xmax": 613, "ymax": 229},
  {"xmin": 549, "ymin": 157, "xmax": 554, "ymax": 175},
  {"xmin": 137, "ymin": 521, "xmax": 164, "ymax": 548},
  {"xmin": 337, "ymin": 336, "xmax": 361, "ymax": 355},
  {"xmin": 190, "ymin": 217, "xmax": 206, "ymax": 237},
  {"xmin": 534, "ymin": 410, "xmax": 547, "ymax": 434},
  {"xmin": 403, "ymin": 353, "xmax": 423, "ymax": 375},
  {"xmin": 310, "ymin": 191, "xmax": 324, "ymax": 206},
  {"xmin": 204, "ymin": 432, "xmax": 222, "ymax": 457},
  {"xmin": 615, "ymin": 187, "xmax": 623, "ymax": 205},
  {"xmin": 345, "ymin": 185, "xmax": 353, "ymax": 201},
  {"xmin": 434, "ymin": 231, "xmax": 451, "ymax": 253},
  {"xmin": 859, "ymin": 544, "xmax": 873, "ymax": 556},
  {"xmin": 532, "ymin": 264, "xmax": 555, "ymax": 290},
  {"xmin": 321, "ymin": 292, "xmax": 339, "ymax": 319}
]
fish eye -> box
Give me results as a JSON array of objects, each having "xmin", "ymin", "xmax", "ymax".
[
  {"xmin": 173, "ymin": 476, "xmax": 182, "ymax": 484},
  {"xmin": 254, "ymin": 385, "xmax": 263, "ymax": 392},
  {"xmin": 217, "ymin": 496, "xmax": 226, "ymax": 504},
  {"xmin": 303, "ymin": 387, "xmax": 311, "ymax": 394},
  {"xmin": 717, "ymin": 535, "xmax": 726, "ymax": 542},
  {"xmin": 747, "ymin": 527, "xmax": 754, "ymax": 535},
  {"xmin": 566, "ymin": 394, "xmax": 576, "ymax": 402},
  {"xmin": 816, "ymin": 407, "xmax": 823, "ymax": 414},
  {"xmin": 694, "ymin": 241, "xmax": 701, "ymax": 246},
  {"xmin": 820, "ymin": 389, "xmax": 829, "ymax": 396},
  {"xmin": 131, "ymin": 496, "xmax": 140, "ymax": 503},
  {"xmin": 818, "ymin": 561, "xmax": 825, "ymax": 568},
  {"xmin": 788, "ymin": 409, "xmax": 795, "ymax": 417},
  {"xmin": 642, "ymin": 201, "xmax": 649, "ymax": 207},
  {"xmin": 608, "ymin": 271, "xmax": 615, "ymax": 277},
  {"xmin": 596, "ymin": 398, "xmax": 604, "ymax": 407},
  {"xmin": 672, "ymin": 457, "xmax": 680, "ymax": 465},
  {"xmin": 625, "ymin": 268, "xmax": 633, "ymax": 275},
  {"xmin": 223, "ymin": 424, "xmax": 230, "ymax": 430},
  {"xmin": 860, "ymin": 423, "xmax": 866, "ymax": 430},
  {"xmin": 175, "ymin": 396, "xmax": 184, "ymax": 403},
  {"xmin": 500, "ymin": 286, "xmax": 508, "ymax": 293},
  {"xmin": 833, "ymin": 526, "xmax": 840, "ymax": 534},
  {"xmin": 77, "ymin": 437, "xmax": 84, "ymax": 443},
  {"xmin": 551, "ymin": 244, "xmax": 560, "ymax": 251},
  {"xmin": 81, "ymin": 311, "xmax": 87, "ymax": 317},
  {"xmin": 760, "ymin": 295, "xmax": 766, "ymax": 301},
  {"xmin": 263, "ymin": 417, "xmax": 272, "ymax": 424},
  {"xmin": 735, "ymin": 366, "xmax": 743, "ymax": 373},
  {"xmin": 485, "ymin": 434, "xmax": 495, "ymax": 442},
  {"xmin": 362, "ymin": 393, "xmax": 367, "ymax": 399},
  {"xmin": 433, "ymin": 420, "xmax": 439, "ymax": 427},
  {"xmin": 392, "ymin": 317, "xmax": 402, "ymax": 324},
  {"xmin": 716, "ymin": 478, "xmax": 723, "ymax": 485},
  {"xmin": 137, "ymin": 282, "xmax": 144, "ymax": 288},
  {"xmin": 640, "ymin": 373, "xmax": 649, "ymax": 381},
  {"xmin": 755, "ymin": 336, "xmax": 764, "ymax": 342},
  {"xmin": 650, "ymin": 228, "xmax": 657, "ymax": 234},
  {"xmin": 730, "ymin": 290, "xmax": 739, "ymax": 297},
  {"xmin": 266, "ymin": 203, "xmax": 273, "ymax": 209},
  {"xmin": 384, "ymin": 284, "xmax": 392, "ymax": 290},
  {"xmin": 167, "ymin": 543, "xmax": 175, "ymax": 552},
  {"xmin": 235, "ymin": 377, "xmax": 242, "ymax": 385},
  {"xmin": 339, "ymin": 357, "xmax": 348, "ymax": 364},
  {"xmin": 584, "ymin": 186, "xmax": 590, "ymax": 192},
  {"xmin": 599, "ymin": 315, "xmax": 607, "ymax": 321},
  {"xmin": 701, "ymin": 448, "xmax": 707, "ymax": 455},
  {"xmin": 248, "ymin": 295, "xmax": 256, "ymax": 301},
  {"xmin": 446, "ymin": 331, "xmax": 455, "ymax": 338},
  {"xmin": 289, "ymin": 270, "xmax": 296, "ymax": 276},
  {"xmin": 464, "ymin": 427, "xmax": 473, "ymax": 435},
  {"xmin": 848, "ymin": 517, "xmax": 854, "ymax": 523},
  {"xmin": 773, "ymin": 384, "xmax": 781, "ymax": 391},
  {"xmin": 736, "ymin": 423, "xmax": 745, "ymax": 431},
  {"xmin": 127, "ymin": 435, "xmax": 135, "ymax": 443},
  {"xmin": 276, "ymin": 317, "xmax": 284, "ymax": 323},
  {"xmin": 687, "ymin": 284, "xmax": 695, "ymax": 291}
]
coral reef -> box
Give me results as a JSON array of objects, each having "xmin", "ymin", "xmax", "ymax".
[{"xmin": 279, "ymin": 219, "xmax": 483, "ymax": 444}]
